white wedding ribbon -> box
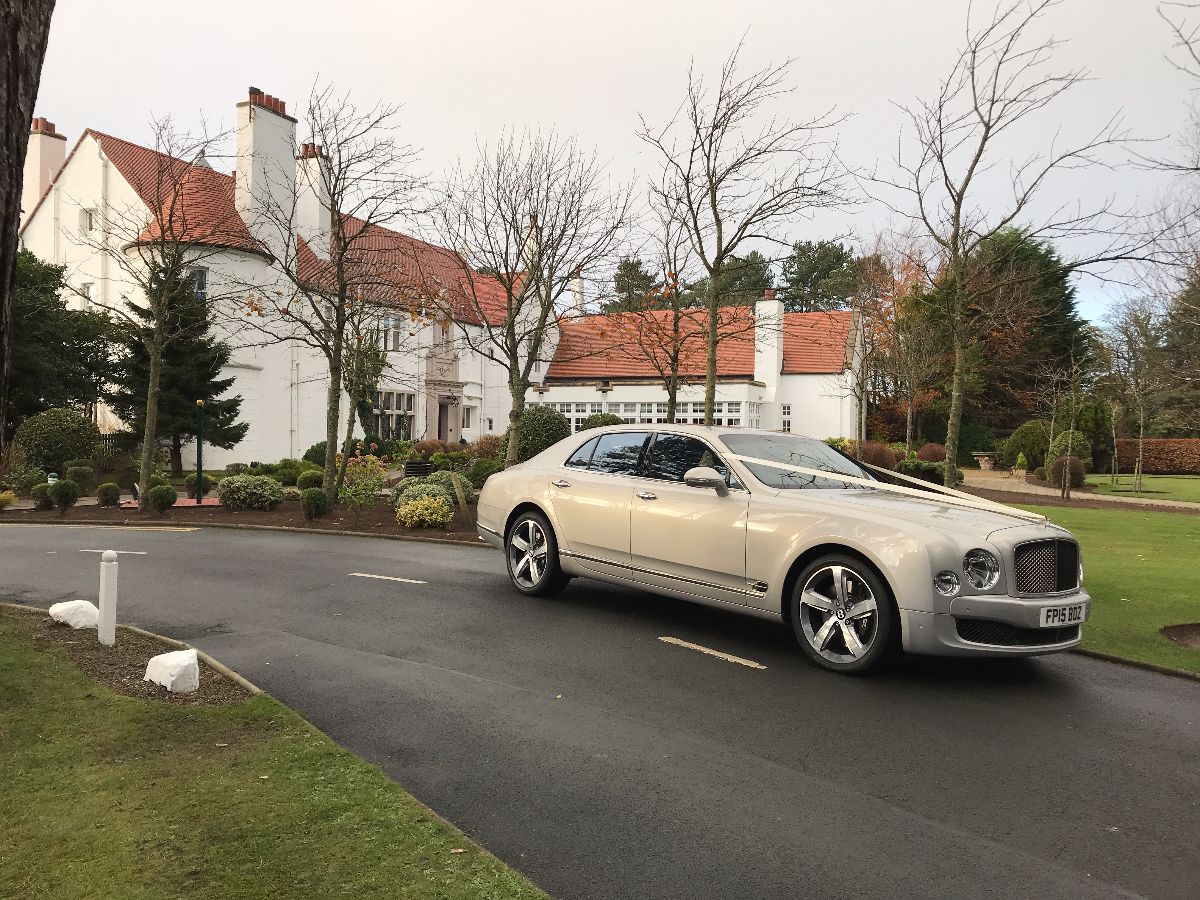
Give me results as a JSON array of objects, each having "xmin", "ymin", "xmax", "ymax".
[{"xmin": 726, "ymin": 454, "xmax": 1047, "ymax": 525}]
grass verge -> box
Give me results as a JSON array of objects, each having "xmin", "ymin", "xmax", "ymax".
[
  {"xmin": 1085, "ymin": 474, "xmax": 1200, "ymax": 504},
  {"xmin": 0, "ymin": 609, "xmax": 545, "ymax": 900},
  {"xmin": 1014, "ymin": 503, "xmax": 1200, "ymax": 676}
]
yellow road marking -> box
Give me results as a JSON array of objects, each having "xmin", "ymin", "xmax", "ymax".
[{"xmin": 658, "ymin": 636, "xmax": 767, "ymax": 670}]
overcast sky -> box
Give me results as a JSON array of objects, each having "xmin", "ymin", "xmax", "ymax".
[{"xmin": 34, "ymin": 0, "xmax": 1196, "ymax": 319}]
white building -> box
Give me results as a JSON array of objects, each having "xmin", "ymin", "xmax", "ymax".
[{"xmin": 18, "ymin": 88, "xmax": 860, "ymax": 468}]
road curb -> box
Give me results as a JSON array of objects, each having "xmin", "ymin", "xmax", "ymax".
[
  {"xmin": 0, "ymin": 517, "xmax": 495, "ymax": 549},
  {"xmin": 0, "ymin": 600, "xmax": 264, "ymax": 695},
  {"xmin": 1072, "ymin": 647, "xmax": 1200, "ymax": 683}
]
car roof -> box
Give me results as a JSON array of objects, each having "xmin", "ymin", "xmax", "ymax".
[{"xmin": 577, "ymin": 424, "xmax": 815, "ymax": 441}]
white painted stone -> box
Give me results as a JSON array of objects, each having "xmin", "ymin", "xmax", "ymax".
[
  {"xmin": 143, "ymin": 649, "xmax": 200, "ymax": 694},
  {"xmin": 48, "ymin": 599, "xmax": 99, "ymax": 630}
]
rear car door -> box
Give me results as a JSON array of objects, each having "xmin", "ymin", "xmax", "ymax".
[
  {"xmin": 629, "ymin": 432, "xmax": 751, "ymax": 602},
  {"xmin": 547, "ymin": 431, "xmax": 650, "ymax": 578}
]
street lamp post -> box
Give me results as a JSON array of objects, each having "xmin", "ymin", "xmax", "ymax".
[{"xmin": 195, "ymin": 400, "xmax": 205, "ymax": 504}]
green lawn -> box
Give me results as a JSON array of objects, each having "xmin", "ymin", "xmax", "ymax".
[
  {"xmin": 1086, "ymin": 474, "xmax": 1200, "ymax": 504},
  {"xmin": 0, "ymin": 611, "xmax": 545, "ymax": 900},
  {"xmin": 1014, "ymin": 503, "xmax": 1200, "ymax": 676}
]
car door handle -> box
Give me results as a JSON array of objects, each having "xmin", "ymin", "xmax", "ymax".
[
  {"xmin": 636, "ymin": 491, "xmax": 658, "ymax": 501},
  {"xmin": 552, "ymin": 479, "xmax": 571, "ymax": 488}
]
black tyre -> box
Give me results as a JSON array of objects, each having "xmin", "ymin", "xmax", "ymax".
[
  {"xmin": 505, "ymin": 510, "xmax": 570, "ymax": 597},
  {"xmin": 790, "ymin": 554, "xmax": 896, "ymax": 674}
]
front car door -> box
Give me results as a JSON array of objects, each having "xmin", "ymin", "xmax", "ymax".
[
  {"xmin": 547, "ymin": 431, "xmax": 650, "ymax": 578},
  {"xmin": 628, "ymin": 432, "xmax": 752, "ymax": 603}
]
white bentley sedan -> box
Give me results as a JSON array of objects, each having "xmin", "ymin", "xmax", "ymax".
[{"xmin": 476, "ymin": 425, "xmax": 1090, "ymax": 673}]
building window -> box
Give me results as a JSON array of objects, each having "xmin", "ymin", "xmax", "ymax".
[
  {"xmin": 727, "ymin": 402, "xmax": 741, "ymax": 415},
  {"xmin": 487, "ymin": 417, "xmax": 494, "ymax": 431},
  {"xmin": 462, "ymin": 406, "xmax": 474, "ymax": 430},
  {"xmin": 189, "ymin": 267, "xmax": 208, "ymax": 302},
  {"xmin": 81, "ymin": 283, "xmax": 94, "ymax": 310},
  {"xmin": 590, "ymin": 403, "xmax": 603, "ymax": 413},
  {"xmin": 375, "ymin": 391, "xmax": 415, "ymax": 439},
  {"xmin": 80, "ymin": 208, "xmax": 97, "ymax": 233},
  {"xmin": 781, "ymin": 403, "xmax": 791, "ymax": 433}
]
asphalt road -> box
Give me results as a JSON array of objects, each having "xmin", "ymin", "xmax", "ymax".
[{"xmin": 2, "ymin": 523, "xmax": 1197, "ymax": 900}]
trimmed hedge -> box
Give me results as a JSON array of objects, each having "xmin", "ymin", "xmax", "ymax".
[
  {"xmin": 1115, "ymin": 438, "xmax": 1200, "ymax": 475},
  {"xmin": 301, "ymin": 487, "xmax": 330, "ymax": 520},
  {"xmin": 297, "ymin": 469, "xmax": 324, "ymax": 490},
  {"xmin": 916, "ymin": 443, "xmax": 946, "ymax": 462},
  {"xmin": 185, "ymin": 472, "xmax": 217, "ymax": 499},
  {"xmin": 217, "ymin": 474, "xmax": 284, "ymax": 511},
  {"xmin": 579, "ymin": 412, "xmax": 625, "ymax": 431},
  {"xmin": 502, "ymin": 406, "xmax": 571, "ymax": 463},
  {"xmin": 13, "ymin": 408, "xmax": 101, "ymax": 473},
  {"xmin": 858, "ymin": 441, "xmax": 897, "ymax": 470},
  {"xmin": 47, "ymin": 479, "xmax": 81, "ymax": 512},
  {"xmin": 96, "ymin": 483, "xmax": 122, "ymax": 507},
  {"xmin": 427, "ymin": 470, "xmax": 474, "ymax": 505},
  {"xmin": 147, "ymin": 484, "xmax": 178, "ymax": 513},
  {"xmin": 65, "ymin": 466, "xmax": 94, "ymax": 494},
  {"xmin": 1050, "ymin": 456, "xmax": 1085, "ymax": 488},
  {"xmin": 397, "ymin": 495, "xmax": 454, "ymax": 529},
  {"xmin": 30, "ymin": 483, "xmax": 53, "ymax": 510}
]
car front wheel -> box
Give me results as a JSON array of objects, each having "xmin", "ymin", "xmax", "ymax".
[
  {"xmin": 790, "ymin": 554, "xmax": 896, "ymax": 674},
  {"xmin": 505, "ymin": 510, "xmax": 569, "ymax": 597}
]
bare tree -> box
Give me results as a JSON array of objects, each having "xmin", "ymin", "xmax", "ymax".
[
  {"xmin": 0, "ymin": 0, "xmax": 56, "ymax": 454},
  {"xmin": 429, "ymin": 130, "xmax": 631, "ymax": 467},
  {"xmin": 1105, "ymin": 296, "xmax": 1170, "ymax": 492},
  {"xmin": 873, "ymin": 0, "xmax": 1164, "ymax": 485},
  {"xmin": 639, "ymin": 41, "xmax": 849, "ymax": 425},
  {"xmin": 72, "ymin": 119, "xmax": 244, "ymax": 510},
  {"xmin": 238, "ymin": 84, "xmax": 425, "ymax": 500}
]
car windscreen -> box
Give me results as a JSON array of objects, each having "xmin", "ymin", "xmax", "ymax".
[{"xmin": 718, "ymin": 433, "xmax": 875, "ymax": 490}]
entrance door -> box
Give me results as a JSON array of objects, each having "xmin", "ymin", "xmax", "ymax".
[{"xmin": 437, "ymin": 404, "xmax": 449, "ymax": 441}]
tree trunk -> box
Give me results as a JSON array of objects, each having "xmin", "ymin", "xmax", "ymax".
[
  {"xmin": 1110, "ymin": 402, "xmax": 1119, "ymax": 485},
  {"xmin": 1135, "ymin": 410, "xmax": 1145, "ymax": 493},
  {"xmin": 169, "ymin": 434, "xmax": 183, "ymax": 478},
  {"xmin": 943, "ymin": 331, "xmax": 967, "ymax": 487},
  {"xmin": 504, "ymin": 381, "xmax": 525, "ymax": 469},
  {"xmin": 322, "ymin": 345, "xmax": 343, "ymax": 502},
  {"xmin": 334, "ymin": 387, "xmax": 357, "ymax": 494},
  {"xmin": 703, "ymin": 278, "xmax": 719, "ymax": 426},
  {"xmin": 904, "ymin": 399, "xmax": 914, "ymax": 456},
  {"xmin": 665, "ymin": 377, "xmax": 678, "ymax": 424},
  {"xmin": 137, "ymin": 337, "xmax": 163, "ymax": 511},
  {"xmin": 0, "ymin": 1, "xmax": 56, "ymax": 454}
]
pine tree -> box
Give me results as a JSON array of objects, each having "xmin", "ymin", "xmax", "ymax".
[
  {"xmin": 107, "ymin": 272, "xmax": 247, "ymax": 476},
  {"xmin": 779, "ymin": 240, "xmax": 858, "ymax": 312}
]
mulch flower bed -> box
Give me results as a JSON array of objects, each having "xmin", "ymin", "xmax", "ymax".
[
  {"xmin": 0, "ymin": 501, "xmax": 485, "ymax": 542},
  {"xmin": 967, "ymin": 487, "xmax": 1200, "ymax": 516},
  {"xmin": 7, "ymin": 605, "xmax": 251, "ymax": 705}
]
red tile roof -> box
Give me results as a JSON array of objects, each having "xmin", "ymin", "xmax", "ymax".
[
  {"xmin": 23, "ymin": 128, "xmax": 511, "ymax": 324},
  {"xmin": 545, "ymin": 307, "xmax": 852, "ymax": 380}
]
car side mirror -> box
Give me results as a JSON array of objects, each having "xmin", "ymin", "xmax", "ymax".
[{"xmin": 684, "ymin": 466, "xmax": 730, "ymax": 497}]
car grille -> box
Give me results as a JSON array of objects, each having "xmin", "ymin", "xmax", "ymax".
[
  {"xmin": 1013, "ymin": 539, "xmax": 1079, "ymax": 594},
  {"xmin": 956, "ymin": 618, "xmax": 1080, "ymax": 647}
]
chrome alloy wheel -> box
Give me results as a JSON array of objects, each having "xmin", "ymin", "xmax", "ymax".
[
  {"xmin": 507, "ymin": 518, "xmax": 549, "ymax": 589},
  {"xmin": 798, "ymin": 564, "xmax": 881, "ymax": 665}
]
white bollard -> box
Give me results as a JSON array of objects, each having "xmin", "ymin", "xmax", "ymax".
[{"xmin": 98, "ymin": 549, "xmax": 118, "ymax": 647}]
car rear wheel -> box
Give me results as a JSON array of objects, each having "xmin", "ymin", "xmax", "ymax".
[
  {"xmin": 505, "ymin": 510, "xmax": 569, "ymax": 597},
  {"xmin": 790, "ymin": 554, "xmax": 896, "ymax": 674}
]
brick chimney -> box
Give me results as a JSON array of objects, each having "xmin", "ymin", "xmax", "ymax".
[
  {"xmin": 295, "ymin": 143, "xmax": 331, "ymax": 257},
  {"xmin": 21, "ymin": 118, "xmax": 67, "ymax": 227},
  {"xmin": 235, "ymin": 86, "xmax": 297, "ymax": 257}
]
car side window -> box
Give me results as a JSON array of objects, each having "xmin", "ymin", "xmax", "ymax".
[
  {"xmin": 642, "ymin": 433, "xmax": 732, "ymax": 483},
  {"xmin": 565, "ymin": 437, "xmax": 599, "ymax": 468},
  {"xmin": 589, "ymin": 432, "xmax": 650, "ymax": 475}
]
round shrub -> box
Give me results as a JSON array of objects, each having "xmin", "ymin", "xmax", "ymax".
[
  {"xmin": 430, "ymin": 450, "xmax": 471, "ymax": 471},
  {"xmin": 146, "ymin": 483, "xmax": 178, "ymax": 513},
  {"xmin": 502, "ymin": 406, "xmax": 571, "ymax": 463},
  {"xmin": 916, "ymin": 443, "xmax": 946, "ymax": 462},
  {"xmin": 65, "ymin": 465, "xmax": 95, "ymax": 494},
  {"xmin": 1047, "ymin": 430, "xmax": 1092, "ymax": 467},
  {"xmin": 0, "ymin": 490, "xmax": 15, "ymax": 510},
  {"xmin": 282, "ymin": 486, "xmax": 303, "ymax": 502},
  {"xmin": 427, "ymin": 469, "xmax": 474, "ymax": 505},
  {"xmin": 47, "ymin": 478, "xmax": 81, "ymax": 512},
  {"xmin": 1033, "ymin": 466, "xmax": 1047, "ymax": 481},
  {"xmin": 1003, "ymin": 419, "xmax": 1052, "ymax": 469},
  {"xmin": 149, "ymin": 474, "xmax": 172, "ymax": 490},
  {"xmin": 301, "ymin": 487, "xmax": 330, "ymax": 520},
  {"xmin": 96, "ymin": 482, "xmax": 122, "ymax": 507},
  {"xmin": 339, "ymin": 455, "xmax": 388, "ymax": 514},
  {"xmin": 1050, "ymin": 455, "xmax": 1085, "ymax": 488},
  {"xmin": 273, "ymin": 463, "xmax": 300, "ymax": 486},
  {"xmin": 30, "ymin": 483, "xmax": 53, "ymax": 510},
  {"xmin": 858, "ymin": 441, "xmax": 897, "ymax": 470},
  {"xmin": 396, "ymin": 495, "xmax": 454, "ymax": 529},
  {"xmin": 467, "ymin": 434, "xmax": 504, "ymax": 459},
  {"xmin": 185, "ymin": 472, "xmax": 217, "ymax": 499},
  {"xmin": 579, "ymin": 412, "xmax": 625, "ymax": 431},
  {"xmin": 217, "ymin": 474, "xmax": 285, "ymax": 511},
  {"xmin": 297, "ymin": 469, "xmax": 324, "ymax": 490},
  {"xmin": 13, "ymin": 408, "xmax": 101, "ymax": 473},
  {"xmin": 396, "ymin": 480, "xmax": 455, "ymax": 508}
]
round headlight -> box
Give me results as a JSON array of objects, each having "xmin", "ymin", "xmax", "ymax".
[
  {"xmin": 963, "ymin": 549, "xmax": 1000, "ymax": 590},
  {"xmin": 934, "ymin": 570, "xmax": 960, "ymax": 596}
]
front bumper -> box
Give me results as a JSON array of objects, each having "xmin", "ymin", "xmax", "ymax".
[
  {"xmin": 477, "ymin": 522, "xmax": 503, "ymax": 550},
  {"xmin": 900, "ymin": 589, "xmax": 1091, "ymax": 657}
]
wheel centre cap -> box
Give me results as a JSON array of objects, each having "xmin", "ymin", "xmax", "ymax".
[{"xmin": 835, "ymin": 606, "xmax": 845, "ymax": 620}]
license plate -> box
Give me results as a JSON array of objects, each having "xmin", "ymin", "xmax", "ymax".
[{"xmin": 1041, "ymin": 604, "xmax": 1084, "ymax": 627}]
